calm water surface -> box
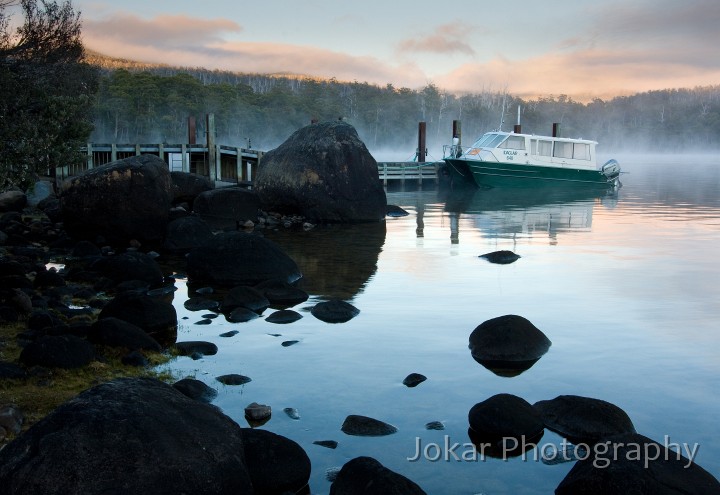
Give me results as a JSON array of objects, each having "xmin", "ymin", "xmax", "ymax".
[{"xmin": 161, "ymin": 154, "xmax": 720, "ymax": 494}]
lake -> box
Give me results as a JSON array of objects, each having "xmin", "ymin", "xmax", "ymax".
[{"xmin": 161, "ymin": 153, "xmax": 720, "ymax": 494}]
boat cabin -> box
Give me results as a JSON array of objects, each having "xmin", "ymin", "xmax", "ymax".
[{"xmin": 460, "ymin": 131, "xmax": 599, "ymax": 170}]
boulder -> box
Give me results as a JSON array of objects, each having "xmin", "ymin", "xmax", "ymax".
[
  {"xmin": 402, "ymin": 373, "xmax": 427, "ymax": 388},
  {"xmin": 469, "ymin": 314, "xmax": 551, "ymax": 377},
  {"xmin": 0, "ymin": 190, "xmax": 27, "ymax": 212},
  {"xmin": 330, "ymin": 456, "xmax": 427, "ymax": 495},
  {"xmin": 99, "ymin": 291, "xmax": 177, "ymax": 347},
  {"xmin": 59, "ymin": 154, "xmax": 173, "ymax": 245},
  {"xmin": 89, "ymin": 251, "xmax": 165, "ymax": 286},
  {"xmin": 556, "ymin": 433, "xmax": 720, "ymax": 495},
  {"xmin": 254, "ymin": 121, "xmax": 387, "ymax": 223},
  {"xmin": 186, "ymin": 231, "xmax": 302, "ymax": 286},
  {"xmin": 19, "ymin": 334, "xmax": 95, "ymax": 369},
  {"xmin": 89, "ymin": 317, "xmax": 162, "ymax": 352},
  {"xmin": 242, "ymin": 428, "xmax": 311, "ymax": 494},
  {"xmin": 468, "ymin": 393, "xmax": 544, "ymax": 457},
  {"xmin": 0, "ymin": 378, "xmax": 254, "ymax": 494},
  {"xmin": 534, "ymin": 395, "xmax": 636, "ymax": 445},
  {"xmin": 192, "ymin": 187, "xmax": 260, "ymax": 229},
  {"xmin": 170, "ymin": 171, "xmax": 214, "ymax": 205},
  {"xmin": 220, "ymin": 285, "xmax": 270, "ymax": 314},
  {"xmin": 163, "ymin": 215, "xmax": 214, "ymax": 253}
]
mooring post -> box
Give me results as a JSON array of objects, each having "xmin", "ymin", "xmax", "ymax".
[
  {"xmin": 452, "ymin": 120, "xmax": 462, "ymax": 146},
  {"xmin": 418, "ymin": 122, "xmax": 426, "ymax": 163},
  {"xmin": 181, "ymin": 144, "xmax": 188, "ymax": 172},
  {"xmin": 207, "ymin": 113, "xmax": 217, "ymax": 182},
  {"xmin": 552, "ymin": 123, "xmax": 561, "ymax": 137},
  {"xmin": 86, "ymin": 143, "xmax": 94, "ymax": 170},
  {"xmin": 188, "ymin": 116, "xmax": 196, "ymax": 145}
]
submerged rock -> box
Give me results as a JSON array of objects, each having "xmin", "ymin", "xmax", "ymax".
[
  {"xmin": 341, "ymin": 415, "xmax": 397, "ymax": 437},
  {"xmin": 533, "ymin": 395, "xmax": 636, "ymax": 445},
  {"xmin": 311, "ymin": 299, "xmax": 360, "ymax": 323},
  {"xmin": 402, "ymin": 373, "xmax": 427, "ymax": 388},
  {"xmin": 330, "ymin": 456, "xmax": 427, "ymax": 495},
  {"xmin": 175, "ymin": 341, "xmax": 218, "ymax": 357},
  {"xmin": 556, "ymin": 433, "xmax": 720, "ymax": 495},
  {"xmin": 479, "ymin": 250, "xmax": 521, "ymax": 264},
  {"xmin": 266, "ymin": 309, "xmax": 303, "ymax": 324},
  {"xmin": 216, "ymin": 374, "xmax": 252, "ymax": 386},
  {"xmin": 468, "ymin": 393, "xmax": 544, "ymax": 458},
  {"xmin": 469, "ymin": 314, "xmax": 551, "ymax": 377}
]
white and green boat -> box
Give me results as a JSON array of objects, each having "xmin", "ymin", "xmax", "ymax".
[{"xmin": 443, "ymin": 130, "xmax": 621, "ymax": 189}]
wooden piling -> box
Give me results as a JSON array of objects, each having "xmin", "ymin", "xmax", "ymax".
[
  {"xmin": 418, "ymin": 122, "xmax": 426, "ymax": 163},
  {"xmin": 207, "ymin": 113, "xmax": 217, "ymax": 182}
]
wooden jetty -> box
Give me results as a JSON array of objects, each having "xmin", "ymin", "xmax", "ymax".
[
  {"xmin": 56, "ymin": 143, "xmax": 263, "ymax": 186},
  {"xmin": 55, "ymin": 115, "xmax": 450, "ymax": 186},
  {"xmin": 56, "ymin": 143, "xmax": 440, "ymax": 187}
]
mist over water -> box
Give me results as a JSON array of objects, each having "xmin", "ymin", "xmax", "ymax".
[{"xmin": 160, "ymin": 153, "xmax": 720, "ymax": 494}]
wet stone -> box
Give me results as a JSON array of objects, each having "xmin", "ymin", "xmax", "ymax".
[
  {"xmin": 402, "ymin": 373, "xmax": 427, "ymax": 388},
  {"xmin": 183, "ymin": 297, "xmax": 219, "ymax": 312},
  {"xmin": 311, "ymin": 299, "xmax": 360, "ymax": 323},
  {"xmin": 219, "ymin": 330, "xmax": 239, "ymax": 338},
  {"xmin": 341, "ymin": 415, "xmax": 397, "ymax": 437},
  {"xmin": 283, "ymin": 407, "xmax": 300, "ymax": 420},
  {"xmin": 245, "ymin": 402, "xmax": 271, "ymax": 421},
  {"xmin": 225, "ymin": 307, "xmax": 259, "ymax": 323},
  {"xmin": 174, "ymin": 341, "xmax": 218, "ymax": 357},
  {"xmin": 194, "ymin": 319, "xmax": 212, "ymax": 325},
  {"xmin": 281, "ymin": 340, "xmax": 299, "ymax": 347},
  {"xmin": 478, "ymin": 250, "xmax": 521, "ymax": 264},
  {"xmin": 265, "ymin": 309, "xmax": 303, "ymax": 324},
  {"xmin": 216, "ymin": 374, "xmax": 252, "ymax": 386},
  {"xmin": 425, "ymin": 421, "xmax": 445, "ymax": 431},
  {"xmin": 173, "ymin": 378, "xmax": 218, "ymax": 403}
]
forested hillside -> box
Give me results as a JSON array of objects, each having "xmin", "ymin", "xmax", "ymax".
[{"xmin": 89, "ymin": 54, "xmax": 720, "ymax": 158}]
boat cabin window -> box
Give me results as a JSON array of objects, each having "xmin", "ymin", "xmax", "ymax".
[
  {"xmin": 553, "ymin": 141, "xmax": 573, "ymax": 159},
  {"xmin": 498, "ymin": 135, "xmax": 526, "ymax": 150},
  {"xmin": 573, "ymin": 143, "xmax": 590, "ymax": 160},
  {"xmin": 472, "ymin": 133, "xmax": 499, "ymax": 148},
  {"xmin": 535, "ymin": 140, "xmax": 552, "ymax": 156}
]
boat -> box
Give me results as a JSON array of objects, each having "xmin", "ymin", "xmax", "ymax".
[{"xmin": 442, "ymin": 128, "xmax": 621, "ymax": 189}]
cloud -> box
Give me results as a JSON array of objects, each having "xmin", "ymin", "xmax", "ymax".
[
  {"xmin": 396, "ymin": 22, "xmax": 476, "ymax": 56},
  {"xmin": 82, "ymin": 13, "xmax": 241, "ymax": 50}
]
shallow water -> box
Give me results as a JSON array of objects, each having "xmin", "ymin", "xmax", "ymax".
[{"xmin": 161, "ymin": 153, "xmax": 720, "ymax": 494}]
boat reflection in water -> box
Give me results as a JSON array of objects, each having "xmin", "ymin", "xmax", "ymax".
[{"xmin": 440, "ymin": 181, "xmax": 618, "ymax": 244}]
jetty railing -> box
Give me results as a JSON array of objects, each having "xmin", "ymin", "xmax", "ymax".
[
  {"xmin": 56, "ymin": 143, "xmax": 263, "ymax": 186},
  {"xmin": 55, "ymin": 143, "xmax": 441, "ymax": 187}
]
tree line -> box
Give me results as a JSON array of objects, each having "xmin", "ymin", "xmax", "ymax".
[{"xmin": 90, "ymin": 60, "xmax": 720, "ymax": 159}]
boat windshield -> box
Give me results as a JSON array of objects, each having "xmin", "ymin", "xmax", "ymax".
[{"xmin": 471, "ymin": 133, "xmax": 506, "ymax": 149}]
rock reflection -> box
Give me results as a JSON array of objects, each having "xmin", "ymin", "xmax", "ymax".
[{"xmin": 263, "ymin": 222, "xmax": 386, "ymax": 300}]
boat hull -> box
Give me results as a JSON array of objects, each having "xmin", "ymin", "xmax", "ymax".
[{"xmin": 443, "ymin": 158, "xmax": 619, "ymax": 189}]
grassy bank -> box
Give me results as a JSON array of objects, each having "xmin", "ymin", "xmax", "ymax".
[{"xmin": 0, "ymin": 319, "xmax": 175, "ymax": 443}]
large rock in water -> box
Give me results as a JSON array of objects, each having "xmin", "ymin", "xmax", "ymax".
[
  {"xmin": 330, "ymin": 456, "xmax": 427, "ymax": 495},
  {"xmin": 187, "ymin": 231, "xmax": 302, "ymax": 286},
  {"xmin": 59, "ymin": 154, "xmax": 173, "ymax": 245},
  {"xmin": 556, "ymin": 433, "xmax": 720, "ymax": 495},
  {"xmin": 255, "ymin": 121, "xmax": 387, "ymax": 223},
  {"xmin": 192, "ymin": 187, "xmax": 260, "ymax": 229},
  {"xmin": 0, "ymin": 378, "xmax": 255, "ymax": 494}
]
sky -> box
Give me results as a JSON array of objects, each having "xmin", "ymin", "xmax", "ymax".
[{"xmin": 66, "ymin": 0, "xmax": 720, "ymax": 102}]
